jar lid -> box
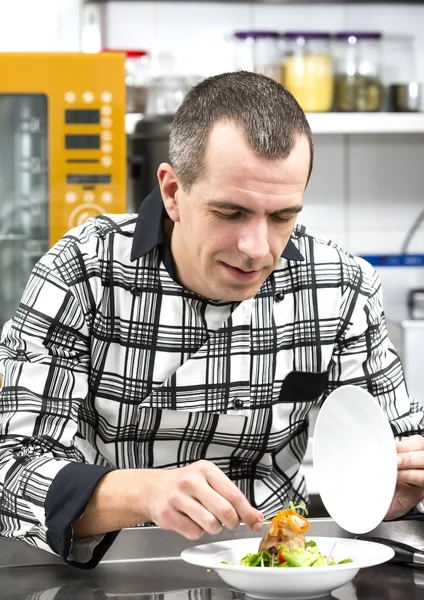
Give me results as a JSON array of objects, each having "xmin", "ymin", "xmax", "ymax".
[
  {"xmin": 233, "ymin": 31, "xmax": 280, "ymax": 40},
  {"xmin": 103, "ymin": 48, "xmax": 149, "ymax": 58},
  {"xmin": 335, "ymin": 32, "xmax": 382, "ymax": 41},
  {"xmin": 284, "ymin": 32, "xmax": 331, "ymax": 40}
]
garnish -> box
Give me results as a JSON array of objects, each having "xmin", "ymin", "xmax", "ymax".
[
  {"xmin": 265, "ymin": 499, "xmax": 310, "ymax": 535},
  {"xmin": 288, "ymin": 500, "xmax": 308, "ymax": 516},
  {"xmin": 234, "ymin": 540, "xmax": 353, "ymax": 568}
]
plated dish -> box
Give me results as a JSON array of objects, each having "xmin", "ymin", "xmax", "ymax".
[
  {"xmin": 181, "ymin": 536, "xmax": 394, "ymax": 600},
  {"xmin": 181, "ymin": 502, "xmax": 394, "ymax": 599}
]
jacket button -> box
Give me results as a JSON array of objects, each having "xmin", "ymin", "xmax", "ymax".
[
  {"xmin": 234, "ymin": 398, "xmax": 244, "ymax": 410},
  {"xmin": 130, "ymin": 285, "xmax": 142, "ymax": 297},
  {"xmin": 275, "ymin": 291, "xmax": 285, "ymax": 302}
]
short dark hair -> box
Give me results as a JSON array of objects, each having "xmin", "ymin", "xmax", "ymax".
[{"xmin": 169, "ymin": 71, "xmax": 314, "ymax": 191}]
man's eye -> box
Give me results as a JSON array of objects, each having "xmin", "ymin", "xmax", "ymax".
[
  {"xmin": 273, "ymin": 215, "xmax": 292, "ymax": 223},
  {"xmin": 216, "ymin": 212, "xmax": 240, "ymax": 220}
]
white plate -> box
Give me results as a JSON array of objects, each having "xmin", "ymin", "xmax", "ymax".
[
  {"xmin": 181, "ymin": 536, "xmax": 394, "ymax": 600},
  {"xmin": 313, "ymin": 385, "xmax": 398, "ymax": 534}
]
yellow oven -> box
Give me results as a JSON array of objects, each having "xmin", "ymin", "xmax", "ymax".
[{"xmin": 0, "ymin": 52, "xmax": 126, "ymax": 328}]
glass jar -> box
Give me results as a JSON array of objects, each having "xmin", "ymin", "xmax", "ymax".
[
  {"xmin": 282, "ymin": 32, "xmax": 334, "ymax": 112},
  {"xmin": 103, "ymin": 49, "xmax": 151, "ymax": 113},
  {"xmin": 232, "ymin": 31, "xmax": 281, "ymax": 82},
  {"xmin": 334, "ymin": 32, "xmax": 383, "ymax": 112}
]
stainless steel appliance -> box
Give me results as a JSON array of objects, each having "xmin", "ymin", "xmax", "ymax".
[
  {"xmin": 126, "ymin": 114, "xmax": 173, "ymax": 212},
  {"xmin": 386, "ymin": 308, "xmax": 424, "ymax": 407}
]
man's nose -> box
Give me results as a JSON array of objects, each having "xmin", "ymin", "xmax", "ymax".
[{"xmin": 237, "ymin": 220, "xmax": 270, "ymax": 262}]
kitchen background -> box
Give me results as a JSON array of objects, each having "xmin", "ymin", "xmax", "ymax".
[{"xmin": 1, "ymin": 0, "xmax": 424, "ymax": 506}]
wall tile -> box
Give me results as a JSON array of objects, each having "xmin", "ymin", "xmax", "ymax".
[
  {"xmin": 106, "ymin": 1, "xmax": 157, "ymax": 51},
  {"xmin": 299, "ymin": 134, "xmax": 347, "ymax": 247},
  {"xmin": 0, "ymin": 0, "xmax": 58, "ymax": 51},
  {"xmin": 347, "ymin": 134, "xmax": 424, "ymax": 256},
  {"xmin": 252, "ymin": 3, "xmax": 345, "ymax": 32},
  {"xmin": 155, "ymin": 2, "xmax": 251, "ymax": 76}
]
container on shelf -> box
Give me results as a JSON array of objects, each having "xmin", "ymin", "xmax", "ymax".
[
  {"xmin": 231, "ymin": 30, "xmax": 281, "ymax": 82},
  {"xmin": 104, "ymin": 48, "xmax": 150, "ymax": 113},
  {"xmin": 334, "ymin": 32, "xmax": 384, "ymax": 112},
  {"xmin": 281, "ymin": 32, "xmax": 334, "ymax": 113},
  {"xmin": 389, "ymin": 83, "xmax": 424, "ymax": 112}
]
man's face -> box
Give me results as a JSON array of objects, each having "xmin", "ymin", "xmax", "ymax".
[{"xmin": 160, "ymin": 122, "xmax": 310, "ymax": 302}]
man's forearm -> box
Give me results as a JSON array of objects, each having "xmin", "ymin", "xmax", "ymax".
[
  {"xmin": 72, "ymin": 460, "xmax": 265, "ymax": 542},
  {"xmin": 72, "ymin": 469, "xmax": 154, "ymax": 538}
]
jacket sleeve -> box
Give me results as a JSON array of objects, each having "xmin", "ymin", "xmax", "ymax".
[
  {"xmin": 0, "ymin": 232, "xmax": 119, "ymax": 568},
  {"xmin": 327, "ymin": 256, "xmax": 424, "ymax": 437}
]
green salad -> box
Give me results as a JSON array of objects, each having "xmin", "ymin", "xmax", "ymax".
[{"xmin": 224, "ymin": 540, "xmax": 353, "ymax": 568}]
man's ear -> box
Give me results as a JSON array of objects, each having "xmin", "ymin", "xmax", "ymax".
[{"xmin": 157, "ymin": 163, "xmax": 181, "ymax": 222}]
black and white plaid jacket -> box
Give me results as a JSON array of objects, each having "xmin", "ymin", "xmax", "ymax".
[{"xmin": 0, "ymin": 189, "xmax": 423, "ymax": 568}]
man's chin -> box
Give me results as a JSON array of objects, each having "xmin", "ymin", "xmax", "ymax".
[{"xmin": 210, "ymin": 281, "xmax": 265, "ymax": 303}]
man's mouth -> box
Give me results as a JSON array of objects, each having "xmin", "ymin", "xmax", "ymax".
[{"xmin": 222, "ymin": 263, "xmax": 262, "ymax": 282}]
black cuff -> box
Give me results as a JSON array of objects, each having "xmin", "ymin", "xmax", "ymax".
[
  {"xmin": 45, "ymin": 462, "xmax": 119, "ymax": 568},
  {"xmin": 384, "ymin": 509, "xmax": 424, "ymax": 523},
  {"xmin": 397, "ymin": 511, "xmax": 424, "ymax": 521}
]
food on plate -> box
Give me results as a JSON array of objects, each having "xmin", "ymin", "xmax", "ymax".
[
  {"xmin": 239, "ymin": 539, "xmax": 353, "ymax": 568},
  {"xmin": 258, "ymin": 501, "xmax": 310, "ymax": 552},
  {"xmin": 227, "ymin": 501, "xmax": 353, "ymax": 568}
]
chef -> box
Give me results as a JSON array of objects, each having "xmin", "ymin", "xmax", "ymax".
[{"xmin": 0, "ymin": 71, "xmax": 423, "ymax": 569}]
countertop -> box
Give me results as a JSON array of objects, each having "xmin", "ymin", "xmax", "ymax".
[{"xmin": 0, "ymin": 518, "xmax": 423, "ymax": 600}]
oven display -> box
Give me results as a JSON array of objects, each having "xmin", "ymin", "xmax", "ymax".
[
  {"xmin": 65, "ymin": 109, "xmax": 101, "ymax": 124},
  {"xmin": 67, "ymin": 174, "xmax": 112, "ymax": 185},
  {"xmin": 65, "ymin": 134, "xmax": 101, "ymax": 150}
]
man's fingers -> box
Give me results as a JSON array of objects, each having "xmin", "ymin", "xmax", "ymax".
[
  {"xmin": 176, "ymin": 495, "xmax": 224, "ymax": 535},
  {"xmin": 154, "ymin": 504, "xmax": 206, "ymax": 541},
  {"xmin": 398, "ymin": 450, "xmax": 424, "ymax": 470},
  {"xmin": 202, "ymin": 462, "xmax": 264, "ymax": 531},
  {"xmin": 396, "ymin": 435, "xmax": 424, "ymax": 453},
  {"xmin": 397, "ymin": 468, "xmax": 424, "ymax": 491}
]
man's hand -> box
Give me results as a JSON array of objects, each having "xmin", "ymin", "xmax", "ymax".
[
  {"xmin": 144, "ymin": 460, "xmax": 264, "ymax": 540},
  {"xmin": 73, "ymin": 460, "xmax": 264, "ymax": 540},
  {"xmin": 385, "ymin": 434, "xmax": 424, "ymax": 520}
]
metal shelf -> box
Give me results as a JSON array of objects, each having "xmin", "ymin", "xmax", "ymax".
[
  {"xmin": 307, "ymin": 112, "xmax": 424, "ymax": 134},
  {"xmin": 85, "ymin": 0, "xmax": 424, "ymax": 3},
  {"xmin": 126, "ymin": 112, "xmax": 424, "ymax": 136}
]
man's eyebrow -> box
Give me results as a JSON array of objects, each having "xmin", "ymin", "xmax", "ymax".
[{"xmin": 205, "ymin": 200, "xmax": 303, "ymax": 216}]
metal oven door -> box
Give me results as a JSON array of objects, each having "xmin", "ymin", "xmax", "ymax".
[{"xmin": 0, "ymin": 94, "xmax": 48, "ymax": 329}]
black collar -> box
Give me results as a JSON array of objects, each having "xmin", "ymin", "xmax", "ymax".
[{"xmin": 131, "ymin": 188, "xmax": 304, "ymax": 265}]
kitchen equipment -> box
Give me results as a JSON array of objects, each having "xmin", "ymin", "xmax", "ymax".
[
  {"xmin": 126, "ymin": 114, "xmax": 173, "ymax": 212},
  {"xmin": 408, "ymin": 288, "xmax": 424, "ymax": 319},
  {"xmin": 356, "ymin": 536, "xmax": 424, "ymax": 566},
  {"xmin": 0, "ymin": 53, "xmax": 126, "ymax": 329},
  {"xmin": 313, "ymin": 385, "xmax": 398, "ymax": 534},
  {"xmin": 181, "ymin": 536, "xmax": 394, "ymax": 599},
  {"xmin": 389, "ymin": 83, "xmax": 424, "ymax": 112},
  {"xmin": 232, "ymin": 31, "xmax": 281, "ymax": 82},
  {"xmin": 282, "ymin": 32, "xmax": 334, "ymax": 112},
  {"xmin": 145, "ymin": 75, "xmax": 192, "ymax": 115},
  {"xmin": 334, "ymin": 32, "xmax": 384, "ymax": 112},
  {"xmin": 386, "ymin": 308, "xmax": 424, "ymax": 407}
]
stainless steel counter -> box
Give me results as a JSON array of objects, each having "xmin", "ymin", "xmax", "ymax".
[{"xmin": 0, "ymin": 518, "xmax": 423, "ymax": 600}]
